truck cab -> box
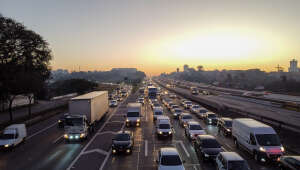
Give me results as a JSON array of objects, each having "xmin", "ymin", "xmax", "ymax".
[
  {"xmin": 64, "ymin": 115, "xmax": 89, "ymax": 141},
  {"xmin": 126, "ymin": 103, "xmax": 142, "ymax": 127},
  {"xmin": 0, "ymin": 124, "xmax": 27, "ymax": 149}
]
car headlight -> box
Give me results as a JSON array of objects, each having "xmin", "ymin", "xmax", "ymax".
[
  {"xmin": 227, "ymin": 129, "xmax": 231, "ymax": 132},
  {"xmin": 80, "ymin": 133, "xmax": 85, "ymax": 138},
  {"xmin": 137, "ymin": 119, "xmax": 140, "ymax": 122},
  {"xmin": 126, "ymin": 119, "xmax": 130, "ymax": 122},
  {"xmin": 64, "ymin": 134, "xmax": 68, "ymax": 139},
  {"xmin": 204, "ymin": 153, "xmax": 209, "ymax": 157},
  {"xmin": 259, "ymin": 147, "xmax": 266, "ymax": 152},
  {"xmin": 4, "ymin": 144, "xmax": 9, "ymax": 148},
  {"xmin": 280, "ymin": 146, "xmax": 285, "ymax": 152},
  {"xmin": 58, "ymin": 120, "xmax": 62, "ymax": 123},
  {"xmin": 168, "ymin": 131, "xmax": 172, "ymax": 134},
  {"xmin": 159, "ymin": 131, "xmax": 162, "ymax": 134},
  {"xmin": 190, "ymin": 134, "xmax": 193, "ymax": 138}
]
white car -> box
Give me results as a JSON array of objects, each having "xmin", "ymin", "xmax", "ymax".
[
  {"xmin": 109, "ymin": 100, "xmax": 118, "ymax": 107},
  {"xmin": 179, "ymin": 113, "xmax": 193, "ymax": 127},
  {"xmin": 156, "ymin": 121, "xmax": 173, "ymax": 138},
  {"xmin": 216, "ymin": 152, "xmax": 251, "ymax": 170},
  {"xmin": 153, "ymin": 108, "xmax": 164, "ymax": 121},
  {"xmin": 196, "ymin": 108, "xmax": 208, "ymax": 119},
  {"xmin": 184, "ymin": 121, "xmax": 206, "ymax": 140},
  {"xmin": 156, "ymin": 147, "xmax": 185, "ymax": 170},
  {"xmin": 183, "ymin": 101, "xmax": 193, "ymax": 109},
  {"xmin": 190, "ymin": 105, "xmax": 201, "ymax": 113},
  {"xmin": 0, "ymin": 124, "xmax": 27, "ymax": 149}
]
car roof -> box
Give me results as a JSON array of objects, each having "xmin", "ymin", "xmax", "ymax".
[
  {"xmin": 160, "ymin": 147, "xmax": 179, "ymax": 156},
  {"xmin": 206, "ymin": 112, "xmax": 216, "ymax": 115},
  {"xmin": 188, "ymin": 121, "xmax": 200, "ymax": 125},
  {"xmin": 221, "ymin": 117, "xmax": 232, "ymax": 121},
  {"xmin": 198, "ymin": 135, "xmax": 216, "ymax": 140},
  {"xmin": 117, "ymin": 130, "xmax": 132, "ymax": 135},
  {"xmin": 181, "ymin": 113, "xmax": 191, "ymax": 116},
  {"xmin": 220, "ymin": 152, "xmax": 244, "ymax": 161}
]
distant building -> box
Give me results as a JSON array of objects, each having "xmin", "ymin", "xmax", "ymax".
[
  {"xmin": 111, "ymin": 68, "xmax": 137, "ymax": 76},
  {"xmin": 288, "ymin": 59, "xmax": 299, "ymax": 72},
  {"xmin": 176, "ymin": 68, "xmax": 179, "ymax": 73}
]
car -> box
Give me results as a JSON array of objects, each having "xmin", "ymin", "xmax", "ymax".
[
  {"xmin": 170, "ymin": 105, "xmax": 180, "ymax": 113},
  {"xmin": 152, "ymin": 102, "xmax": 161, "ymax": 109},
  {"xmin": 191, "ymin": 90, "xmax": 199, "ymax": 95},
  {"xmin": 169, "ymin": 93, "xmax": 177, "ymax": 98},
  {"xmin": 173, "ymin": 108, "xmax": 183, "ymax": 119},
  {"xmin": 204, "ymin": 112, "xmax": 218, "ymax": 125},
  {"xmin": 196, "ymin": 108, "xmax": 208, "ymax": 119},
  {"xmin": 126, "ymin": 103, "xmax": 142, "ymax": 127},
  {"xmin": 217, "ymin": 117, "xmax": 232, "ymax": 136},
  {"xmin": 156, "ymin": 120, "xmax": 173, "ymax": 138},
  {"xmin": 184, "ymin": 121, "xmax": 206, "ymax": 141},
  {"xmin": 194, "ymin": 135, "xmax": 222, "ymax": 161},
  {"xmin": 190, "ymin": 104, "xmax": 201, "ymax": 114},
  {"xmin": 167, "ymin": 102, "xmax": 175, "ymax": 110},
  {"xmin": 137, "ymin": 97, "xmax": 144, "ymax": 105},
  {"xmin": 183, "ymin": 101, "xmax": 193, "ymax": 109},
  {"xmin": 216, "ymin": 152, "xmax": 251, "ymax": 170},
  {"xmin": 153, "ymin": 107, "xmax": 164, "ymax": 121},
  {"xmin": 109, "ymin": 100, "xmax": 118, "ymax": 107},
  {"xmin": 179, "ymin": 113, "xmax": 193, "ymax": 127},
  {"xmin": 278, "ymin": 155, "xmax": 300, "ymax": 170},
  {"xmin": 112, "ymin": 131, "xmax": 134, "ymax": 155},
  {"xmin": 0, "ymin": 124, "xmax": 27, "ymax": 149},
  {"xmin": 180, "ymin": 99, "xmax": 187, "ymax": 106},
  {"xmin": 58, "ymin": 113, "xmax": 69, "ymax": 128},
  {"xmin": 156, "ymin": 147, "xmax": 185, "ymax": 170}
]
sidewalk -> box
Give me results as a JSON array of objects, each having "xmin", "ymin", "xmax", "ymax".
[{"xmin": 0, "ymin": 98, "xmax": 70, "ymax": 126}]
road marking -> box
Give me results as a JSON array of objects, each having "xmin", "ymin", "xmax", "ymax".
[
  {"xmin": 193, "ymin": 165, "xmax": 197, "ymax": 170},
  {"xmin": 145, "ymin": 140, "xmax": 148, "ymax": 157},
  {"xmin": 27, "ymin": 121, "xmax": 57, "ymax": 140},
  {"xmin": 83, "ymin": 149, "xmax": 108, "ymax": 156},
  {"xmin": 178, "ymin": 140, "xmax": 190, "ymax": 157},
  {"xmin": 97, "ymin": 131, "xmax": 118, "ymax": 135},
  {"xmin": 52, "ymin": 135, "xmax": 63, "ymax": 144}
]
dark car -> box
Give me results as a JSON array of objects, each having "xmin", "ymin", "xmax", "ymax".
[
  {"xmin": 217, "ymin": 117, "xmax": 232, "ymax": 136},
  {"xmin": 194, "ymin": 135, "xmax": 222, "ymax": 161},
  {"xmin": 112, "ymin": 131, "xmax": 134, "ymax": 155},
  {"xmin": 58, "ymin": 113, "xmax": 69, "ymax": 128},
  {"xmin": 204, "ymin": 112, "xmax": 218, "ymax": 125},
  {"xmin": 278, "ymin": 156, "xmax": 300, "ymax": 170}
]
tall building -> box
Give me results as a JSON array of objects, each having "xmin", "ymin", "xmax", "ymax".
[{"xmin": 288, "ymin": 59, "xmax": 299, "ymax": 72}]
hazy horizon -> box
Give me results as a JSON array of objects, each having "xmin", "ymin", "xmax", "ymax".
[{"xmin": 1, "ymin": 0, "xmax": 300, "ymax": 75}]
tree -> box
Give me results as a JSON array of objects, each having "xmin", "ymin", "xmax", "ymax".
[
  {"xmin": 197, "ymin": 65, "xmax": 204, "ymax": 72},
  {"xmin": 0, "ymin": 14, "xmax": 52, "ymax": 120}
]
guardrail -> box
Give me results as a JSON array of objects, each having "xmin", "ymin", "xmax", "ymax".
[{"xmin": 155, "ymin": 79, "xmax": 300, "ymax": 134}]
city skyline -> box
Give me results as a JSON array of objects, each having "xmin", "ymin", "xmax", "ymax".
[{"xmin": 1, "ymin": 0, "xmax": 300, "ymax": 75}]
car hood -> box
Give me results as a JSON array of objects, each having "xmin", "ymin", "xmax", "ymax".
[
  {"xmin": 113, "ymin": 141, "xmax": 131, "ymax": 146},
  {"xmin": 65, "ymin": 126, "xmax": 84, "ymax": 133},
  {"xmin": 202, "ymin": 148, "xmax": 222, "ymax": 155},
  {"xmin": 159, "ymin": 165, "xmax": 185, "ymax": 170},
  {"xmin": 157, "ymin": 129, "xmax": 171, "ymax": 133},
  {"xmin": 183, "ymin": 119, "xmax": 193, "ymax": 123},
  {"xmin": 0, "ymin": 139, "xmax": 14, "ymax": 146},
  {"xmin": 127, "ymin": 117, "xmax": 139, "ymax": 121},
  {"xmin": 264, "ymin": 146, "xmax": 283, "ymax": 154}
]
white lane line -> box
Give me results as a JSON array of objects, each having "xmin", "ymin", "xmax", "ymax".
[
  {"xmin": 52, "ymin": 135, "xmax": 63, "ymax": 144},
  {"xmin": 145, "ymin": 140, "xmax": 148, "ymax": 157},
  {"xmin": 193, "ymin": 165, "xmax": 197, "ymax": 170},
  {"xmin": 27, "ymin": 121, "xmax": 57, "ymax": 140},
  {"xmin": 83, "ymin": 149, "xmax": 108, "ymax": 156},
  {"xmin": 179, "ymin": 140, "xmax": 190, "ymax": 157}
]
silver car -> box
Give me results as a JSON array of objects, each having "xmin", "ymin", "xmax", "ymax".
[{"xmin": 156, "ymin": 147, "xmax": 185, "ymax": 170}]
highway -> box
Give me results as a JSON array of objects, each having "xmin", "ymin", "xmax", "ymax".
[{"xmin": 0, "ymin": 85, "xmax": 295, "ymax": 170}]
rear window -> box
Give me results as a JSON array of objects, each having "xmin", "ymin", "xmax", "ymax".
[
  {"xmin": 154, "ymin": 111, "xmax": 163, "ymax": 115},
  {"xmin": 207, "ymin": 114, "xmax": 216, "ymax": 118},
  {"xmin": 190, "ymin": 125, "xmax": 202, "ymax": 130},
  {"xmin": 192, "ymin": 105, "xmax": 200, "ymax": 109},
  {"xmin": 183, "ymin": 115, "xmax": 192, "ymax": 119},
  {"xmin": 199, "ymin": 109, "xmax": 207, "ymax": 113},
  {"xmin": 161, "ymin": 155, "xmax": 182, "ymax": 166},
  {"xmin": 186, "ymin": 101, "xmax": 192, "ymax": 104},
  {"xmin": 202, "ymin": 139, "xmax": 220, "ymax": 148}
]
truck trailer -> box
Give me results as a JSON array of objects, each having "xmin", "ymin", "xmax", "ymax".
[{"xmin": 64, "ymin": 91, "xmax": 109, "ymax": 141}]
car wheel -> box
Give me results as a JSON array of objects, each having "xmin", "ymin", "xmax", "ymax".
[
  {"xmin": 254, "ymin": 152, "xmax": 261, "ymax": 163},
  {"xmin": 234, "ymin": 139, "xmax": 239, "ymax": 149}
]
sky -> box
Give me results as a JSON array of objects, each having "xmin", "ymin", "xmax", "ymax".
[{"xmin": 1, "ymin": 0, "xmax": 300, "ymax": 75}]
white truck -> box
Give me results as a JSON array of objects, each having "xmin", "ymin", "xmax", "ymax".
[
  {"xmin": 232, "ymin": 118, "xmax": 284, "ymax": 163},
  {"xmin": 0, "ymin": 124, "xmax": 27, "ymax": 149},
  {"xmin": 126, "ymin": 103, "xmax": 142, "ymax": 127},
  {"xmin": 64, "ymin": 91, "xmax": 109, "ymax": 141}
]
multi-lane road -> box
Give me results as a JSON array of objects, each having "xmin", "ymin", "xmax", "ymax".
[{"xmin": 0, "ymin": 85, "xmax": 294, "ymax": 170}]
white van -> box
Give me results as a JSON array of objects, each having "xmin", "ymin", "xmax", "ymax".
[
  {"xmin": 0, "ymin": 124, "xmax": 27, "ymax": 149},
  {"xmin": 156, "ymin": 115, "xmax": 170, "ymax": 126},
  {"xmin": 126, "ymin": 103, "xmax": 142, "ymax": 127},
  {"xmin": 232, "ymin": 118, "xmax": 284, "ymax": 163}
]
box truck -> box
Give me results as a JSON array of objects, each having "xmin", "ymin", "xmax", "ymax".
[
  {"xmin": 126, "ymin": 103, "xmax": 142, "ymax": 127},
  {"xmin": 0, "ymin": 124, "xmax": 27, "ymax": 149},
  {"xmin": 232, "ymin": 118, "xmax": 284, "ymax": 163},
  {"xmin": 64, "ymin": 91, "xmax": 109, "ymax": 141}
]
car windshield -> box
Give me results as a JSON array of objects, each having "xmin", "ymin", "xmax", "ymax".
[
  {"xmin": 225, "ymin": 121, "xmax": 232, "ymax": 127},
  {"xmin": 161, "ymin": 155, "xmax": 182, "ymax": 166},
  {"xmin": 127, "ymin": 112, "xmax": 140, "ymax": 117},
  {"xmin": 115, "ymin": 134, "xmax": 130, "ymax": 141},
  {"xmin": 200, "ymin": 109, "xmax": 207, "ymax": 113},
  {"xmin": 186, "ymin": 102, "xmax": 192, "ymax": 105},
  {"xmin": 155, "ymin": 111, "xmax": 163, "ymax": 115},
  {"xmin": 190, "ymin": 125, "xmax": 202, "ymax": 130},
  {"xmin": 255, "ymin": 134, "xmax": 281, "ymax": 146},
  {"xmin": 175, "ymin": 109, "xmax": 182, "ymax": 113},
  {"xmin": 207, "ymin": 114, "xmax": 216, "ymax": 118},
  {"xmin": 183, "ymin": 115, "xmax": 192, "ymax": 119},
  {"xmin": 111, "ymin": 101, "xmax": 116, "ymax": 103},
  {"xmin": 172, "ymin": 105, "xmax": 179, "ymax": 109},
  {"xmin": 154, "ymin": 103, "xmax": 160, "ymax": 107},
  {"xmin": 0, "ymin": 133, "xmax": 15, "ymax": 139},
  {"xmin": 65, "ymin": 118, "xmax": 83, "ymax": 126},
  {"xmin": 193, "ymin": 105, "xmax": 200, "ymax": 109},
  {"xmin": 159, "ymin": 124, "xmax": 170, "ymax": 129},
  {"xmin": 228, "ymin": 160, "xmax": 250, "ymax": 170},
  {"xmin": 202, "ymin": 139, "xmax": 220, "ymax": 148}
]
